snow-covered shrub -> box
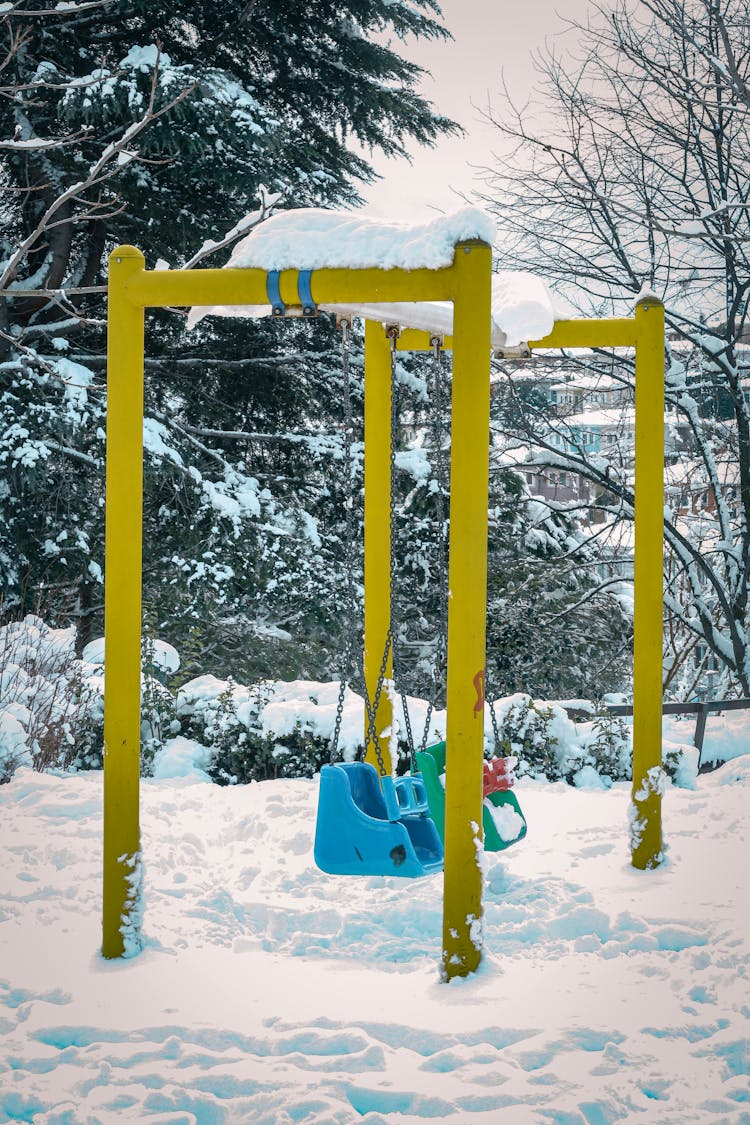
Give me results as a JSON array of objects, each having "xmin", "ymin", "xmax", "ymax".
[
  {"xmin": 175, "ymin": 675, "xmax": 354, "ymax": 782},
  {"xmin": 0, "ymin": 619, "xmax": 194, "ymax": 782},
  {"xmin": 138, "ymin": 638, "xmax": 179, "ymax": 775},
  {"xmin": 588, "ymin": 713, "xmax": 631, "ymax": 778},
  {"xmin": 140, "ymin": 672, "xmax": 178, "ymax": 775},
  {"xmin": 72, "ymin": 634, "xmax": 185, "ymax": 776},
  {"xmin": 68, "ymin": 635, "xmax": 181, "ymax": 776},
  {"xmin": 0, "ymin": 709, "xmax": 31, "ymax": 783},
  {"xmin": 152, "ymin": 736, "xmax": 213, "ymax": 782},
  {"xmin": 0, "ymin": 614, "xmax": 102, "ymax": 781},
  {"xmin": 565, "ymin": 711, "xmax": 632, "ymax": 785},
  {"xmin": 260, "ymin": 679, "xmax": 366, "ymax": 777},
  {"xmin": 565, "ymin": 710, "xmax": 696, "ymax": 789},
  {"xmin": 491, "ymin": 694, "xmax": 563, "ymax": 780},
  {"xmin": 175, "ymin": 675, "xmax": 276, "ymax": 784},
  {"xmin": 267, "ymin": 722, "xmax": 333, "ymax": 780},
  {"xmin": 59, "ymin": 670, "xmax": 104, "ymax": 773},
  {"xmin": 0, "ymin": 615, "xmax": 703, "ymax": 791},
  {"xmin": 661, "ymin": 744, "xmax": 694, "ymax": 786}
]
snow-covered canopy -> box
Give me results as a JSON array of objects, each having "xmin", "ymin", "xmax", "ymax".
[{"xmin": 186, "ymin": 208, "xmax": 556, "ymax": 347}]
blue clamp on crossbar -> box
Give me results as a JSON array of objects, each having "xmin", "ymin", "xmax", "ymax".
[
  {"xmin": 298, "ymin": 269, "xmax": 317, "ymax": 317},
  {"xmin": 266, "ymin": 270, "xmax": 285, "ymax": 317}
]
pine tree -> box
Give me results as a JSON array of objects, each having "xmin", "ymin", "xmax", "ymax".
[{"xmin": 0, "ymin": 1, "xmax": 457, "ymax": 670}]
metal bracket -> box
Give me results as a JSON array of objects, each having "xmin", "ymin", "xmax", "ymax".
[
  {"xmin": 493, "ymin": 344, "xmax": 532, "ymax": 360},
  {"xmin": 385, "ymin": 323, "xmax": 400, "ymax": 350}
]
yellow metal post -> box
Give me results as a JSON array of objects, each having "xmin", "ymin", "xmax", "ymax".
[
  {"xmin": 102, "ymin": 246, "xmax": 146, "ymax": 958},
  {"xmin": 529, "ymin": 314, "xmax": 666, "ymax": 869},
  {"xmin": 363, "ymin": 321, "xmax": 393, "ymax": 773},
  {"xmin": 631, "ymin": 297, "xmax": 665, "ymax": 869},
  {"xmin": 441, "ymin": 241, "xmax": 493, "ymax": 980}
]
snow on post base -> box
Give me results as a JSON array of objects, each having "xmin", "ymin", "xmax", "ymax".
[
  {"xmin": 629, "ymin": 766, "xmax": 666, "ymax": 869},
  {"xmin": 467, "ymin": 912, "xmax": 484, "ymax": 954},
  {"xmin": 118, "ymin": 850, "xmax": 144, "ymax": 958}
]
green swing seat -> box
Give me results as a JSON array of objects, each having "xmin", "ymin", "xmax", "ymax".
[{"xmin": 415, "ymin": 742, "xmax": 527, "ymax": 852}]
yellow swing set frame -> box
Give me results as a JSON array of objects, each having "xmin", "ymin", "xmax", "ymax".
[{"xmin": 103, "ymin": 239, "xmax": 664, "ymax": 979}]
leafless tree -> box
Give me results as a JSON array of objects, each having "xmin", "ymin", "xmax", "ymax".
[{"xmin": 479, "ymin": 0, "xmax": 750, "ymax": 697}]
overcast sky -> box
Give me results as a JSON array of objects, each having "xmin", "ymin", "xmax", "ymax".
[{"xmin": 360, "ymin": 0, "xmax": 597, "ymax": 220}]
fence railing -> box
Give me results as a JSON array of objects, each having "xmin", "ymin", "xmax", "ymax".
[{"xmin": 563, "ymin": 698, "xmax": 750, "ymax": 771}]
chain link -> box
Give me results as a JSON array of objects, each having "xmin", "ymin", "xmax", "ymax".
[
  {"xmin": 358, "ymin": 638, "xmax": 391, "ymax": 776},
  {"xmin": 489, "ymin": 697, "xmax": 501, "ymax": 750},
  {"xmin": 356, "ymin": 322, "xmax": 397, "ymax": 777}
]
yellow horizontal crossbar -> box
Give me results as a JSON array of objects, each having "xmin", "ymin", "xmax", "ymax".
[
  {"xmin": 395, "ymin": 329, "xmax": 454, "ymax": 352},
  {"xmin": 395, "ymin": 320, "xmax": 636, "ymax": 357},
  {"xmin": 114, "ymin": 245, "xmax": 484, "ymax": 309},
  {"xmin": 529, "ymin": 319, "xmax": 638, "ymax": 350}
]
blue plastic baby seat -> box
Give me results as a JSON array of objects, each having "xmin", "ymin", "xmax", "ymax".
[{"xmin": 314, "ymin": 762, "xmax": 444, "ymax": 878}]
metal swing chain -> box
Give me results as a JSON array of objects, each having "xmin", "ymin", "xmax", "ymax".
[
  {"xmin": 330, "ymin": 316, "xmax": 359, "ymax": 764},
  {"xmin": 489, "ymin": 698, "xmax": 502, "ymax": 751},
  {"xmin": 417, "ymin": 335, "xmax": 450, "ymax": 754},
  {"xmin": 329, "ymin": 316, "xmax": 390, "ymax": 777},
  {"xmin": 351, "ymin": 323, "xmax": 409, "ymax": 778},
  {"xmin": 358, "ymin": 631, "xmax": 391, "ymax": 776},
  {"xmin": 386, "ymin": 330, "xmax": 418, "ymax": 769}
]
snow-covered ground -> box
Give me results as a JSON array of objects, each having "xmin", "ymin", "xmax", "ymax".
[{"xmin": 1, "ymin": 758, "xmax": 749, "ymax": 1123}]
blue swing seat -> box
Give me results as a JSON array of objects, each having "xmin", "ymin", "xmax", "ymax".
[{"xmin": 314, "ymin": 762, "xmax": 444, "ymax": 878}]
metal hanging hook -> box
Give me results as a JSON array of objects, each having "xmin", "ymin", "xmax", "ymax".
[
  {"xmin": 385, "ymin": 323, "xmax": 400, "ymax": 351},
  {"xmin": 336, "ymin": 313, "xmax": 352, "ymax": 344}
]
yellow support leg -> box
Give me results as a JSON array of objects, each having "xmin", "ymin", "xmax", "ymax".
[
  {"xmin": 102, "ymin": 246, "xmax": 146, "ymax": 958},
  {"xmin": 442, "ymin": 241, "xmax": 493, "ymax": 979},
  {"xmin": 631, "ymin": 297, "xmax": 665, "ymax": 869},
  {"xmin": 363, "ymin": 321, "xmax": 393, "ymax": 773}
]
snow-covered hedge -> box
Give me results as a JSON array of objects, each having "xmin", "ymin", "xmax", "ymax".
[
  {"xmin": 0, "ymin": 615, "xmax": 102, "ymax": 782},
  {"xmin": 0, "ymin": 615, "xmax": 708, "ymax": 788},
  {"xmin": 0, "ymin": 618, "xmax": 179, "ymax": 781}
]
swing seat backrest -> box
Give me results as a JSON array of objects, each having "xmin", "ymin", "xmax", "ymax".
[
  {"xmin": 314, "ymin": 762, "xmax": 443, "ymax": 878},
  {"xmin": 415, "ymin": 743, "xmax": 447, "ymax": 843},
  {"xmin": 394, "ymin": 773, "xmax": 430, "ymax": 816},
  {"xmin": 343, "ymin": 760, "xmax": 390, "ymax": 819}
]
